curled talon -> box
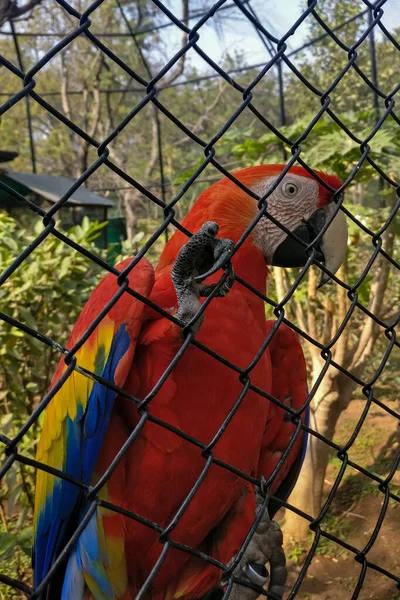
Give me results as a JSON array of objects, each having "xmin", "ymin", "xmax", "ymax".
[
  {"xmin": 194, "ymin": 240, "xmax": 234, "ymax": 282},
  {"xmin": 227, "ymin": 493, "xmax": 287, "ymax": 600},
  {"xmin": 243, "ymin": 562, "xmax": 269, "ymax": 587},
  {"xmin": 171, "ymin": 221, "xmax": 235, "ymax": 333}
]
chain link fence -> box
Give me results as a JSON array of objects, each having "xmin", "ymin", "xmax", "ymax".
[{"xmin": 0, "ymin": 0, "xmax": 400, "ymax": 598}]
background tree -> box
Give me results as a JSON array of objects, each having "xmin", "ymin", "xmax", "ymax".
[
  {"xmin": 0, "ymin": 0, "xmax": 42, "ymax": 28},
  {"xmin": 0, "ymin": 0, "xmax": 280, "ymax": 237}
]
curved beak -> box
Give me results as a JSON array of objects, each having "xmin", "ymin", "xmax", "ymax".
[{"xmin": 271, "ymin": 202, "xmax": 348, "ymax": 287}]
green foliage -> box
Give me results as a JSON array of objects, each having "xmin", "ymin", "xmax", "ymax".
[
  {"xmin": 0, "ymin": 528, "xmax": 32, "ymax": 562},
  {"xmin": 0, "ymin": 533, "xmax": 31, "ymax": 600},
  {"xmin": 315, "ymin": 514, "xmax": 353, "ymax": 557},
  {"xmin": 223, "ymin": 111, "xmax": 400, "ymax": 186},
  {"xmin": 112, "ymin": 217, "xmax": 166, "ymax": 267},
  {"xmin": 287, "ymin": 544, "xmax": 306, "ymax": 563},
  {"xmin": 0, "ymin": 214, "xmax": 105, "ymax": 407}
]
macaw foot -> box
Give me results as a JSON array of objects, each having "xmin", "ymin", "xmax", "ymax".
[
  {"xmin": 227, "ymin": 493, "xmax": 287, "ymax": 600},
  {"xmin": 171, "ymin": 222, "xmax": 235, "ymax": 333}
]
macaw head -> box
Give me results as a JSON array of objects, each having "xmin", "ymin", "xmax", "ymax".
[
  {"xmin": 167, "ymin": 164, "xmax": 347, "ymax": 285},
  {"xmin": 244, "ymin": 164, "xmax": 348, "ymax": 285},
  {"xmin": 159, "ymin": 164, "xmax": 348, "ymax": 287}
]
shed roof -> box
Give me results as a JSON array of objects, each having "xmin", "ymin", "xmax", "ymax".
[
  {"xmin": 0, "ymin": 151, "xmax": 18, "ymax": 164},
  {"xmin": 5, "ymin": 171, "xmax": 114, "ymax": 207}
]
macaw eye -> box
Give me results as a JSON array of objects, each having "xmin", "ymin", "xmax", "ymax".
[{"xmin": 283, "ymin": 182, "xmax": 298, "ymax": 198}]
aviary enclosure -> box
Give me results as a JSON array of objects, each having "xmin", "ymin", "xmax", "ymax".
[{"xmin": 0, "ymin": 1, "xmax": 400, "ymax": 599}]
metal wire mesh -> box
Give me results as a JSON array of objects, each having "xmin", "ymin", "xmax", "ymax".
[{"xmin": 0, "ymin": 0, "xmax": 399, "ymax": 598}]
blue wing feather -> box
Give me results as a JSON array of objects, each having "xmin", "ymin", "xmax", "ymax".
[
  {"xmin": 34, "ymin": 325, "xmax": 131, "ymax": 589},
  {"xmin": 34, "ymin": 256, "xmax": 154, "ymax": 598}
]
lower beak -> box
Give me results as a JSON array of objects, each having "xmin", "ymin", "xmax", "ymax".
[{"xmin": 271, "ymin": 204, "xmax": 348, "ymax": 287}]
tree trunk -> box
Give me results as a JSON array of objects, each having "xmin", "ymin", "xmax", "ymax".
[
  {"xmin": 283, "ymin": 359, "xmax": 359, "ymax": 541},
  {"xmin": 122, "ymin": 190, "xmax": 140, "ymax": 241},
  {"xmin": 284, "ymin": 361, "xmax": 339, "ymax": 540}
]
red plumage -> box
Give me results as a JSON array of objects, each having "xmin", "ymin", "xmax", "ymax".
[
  {"xmin": 94, "ymin": 165, "xmax": 313, "ymax": 597},
  {"xmin": 35, "ymin": 164, "xmax": 335, "ymax": 600}
]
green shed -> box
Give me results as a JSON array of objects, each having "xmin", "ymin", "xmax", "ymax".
[{"xmin": 0, "ymin": 170, "xmax": 126, "ymax": 251}]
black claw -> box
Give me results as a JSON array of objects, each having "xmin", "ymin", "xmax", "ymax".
[
  {"xmin": 170, "ymin": 221, "xmax": 235, "ymax": 332},
  {"xmin": 198, "ymin": 260, "xmax": 235, "ymax": 298},
  {"xmin": 194, "ymin": 246, "xmax": 234, "ymax": 283},
  {"xmin": 171, "ymin": 222, "xmax": 220, "ymax": 285},
  {"xmin": 244, "ymin": 562, "xmax": 269, "ymax": 586}
]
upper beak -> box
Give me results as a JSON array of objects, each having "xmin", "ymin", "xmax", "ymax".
[{"xmin": 271, "ymin": 202, "xmax": 348, "ymax": 287}]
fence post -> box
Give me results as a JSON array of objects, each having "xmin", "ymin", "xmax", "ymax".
[
  {"xmin": 367, "ymin": 7, "xmax": 384, "ymax": 200},
  {"xmin": 10, "ymin": 21, "xmax": 37, "ymax": 173},
  {"xmin": 246, "ymin": 2, "xmax": 287, "ymax": 160},
  {"xmin": 367, "ymin": 7, "xmax": 380, "ymax": 125},
  {"xmin": 277, "ymin": 59, "xmax": 287, "ymax": 160}
]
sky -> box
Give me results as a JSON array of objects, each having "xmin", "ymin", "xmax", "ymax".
[{"xmin": 161, "ymin": 0, "xmax": 400, "ymax": 76}]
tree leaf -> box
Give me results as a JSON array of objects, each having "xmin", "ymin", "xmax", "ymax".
[
  {"xmin": 7, "ymin": 483, "xmax": 23, "ymax": 516},
  {"xmin": 0, "ymin": 533, "xmax": 17, "ymax": 561},
  {"xmin": 16, "ymin": 526, "xmax": 33, "ymax": 556},
  {"xmin": 0, "ymin": 412, "xmax": 13, "ymax": 435}
]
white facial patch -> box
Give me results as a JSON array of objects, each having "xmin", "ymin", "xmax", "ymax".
[{"xmin": 252, "ymin": 174, "xmax": 320, "ymax": 262}]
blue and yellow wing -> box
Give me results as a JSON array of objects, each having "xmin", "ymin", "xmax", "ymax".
[{"xmin": 33, "ymin": 257, "xmax": 154, "ymax": 597}]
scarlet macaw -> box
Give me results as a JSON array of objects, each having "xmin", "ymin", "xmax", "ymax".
[{"xmin": 33, "ymin": 164, "xmax": 347, "ymax": 600}]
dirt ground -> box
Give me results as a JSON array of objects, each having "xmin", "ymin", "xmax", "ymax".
[{"xmin": 283, "ymin": 396, "xmax": 400, "ymax": 600}]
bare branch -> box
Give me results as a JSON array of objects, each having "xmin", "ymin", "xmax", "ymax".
[
  {"xmin": 172, "ymin": 80, "xmax": 229, "ymax": 147},
  {"xmin": 331, "ymin": 262, "xmax": 350, "ymax": 369},
  {"xmin": 350, "ymin": 227, "xmax": 394, "ymax": 370},
  {"xmin": 0, "ymin": 0, "xmax": 42, "ymax": 27},
  {"xmin": 143, "ymin": 114, "xmax": 162, "ymax": 182},
  {"xmin": 60, "ymin": 50, "xmax": 83, "ymax": 173},
  {"xmin": 60, "ymin": 52, "xmax": 72, "ymax": 122},
  {"xmin": 87, "ymin": 53, "xmax": 104, "ymax": 139},
  {"xmin": 158, "ymin": 0, "xmax": 189, "ymax": 88},
  {"xmin": 307, "ymin": 267, "xmax": 318, "ymax": 341},
  {"xmin": 273, "ymin": 268, "xmax": 308, "ymax": 337},
  {"xmin": 321, "ymin": 296, "xmax": 334, "ymax": 347},
  {"xmin": 273, "ymin": 268, "xmax": 286, "ymax": 305}
]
